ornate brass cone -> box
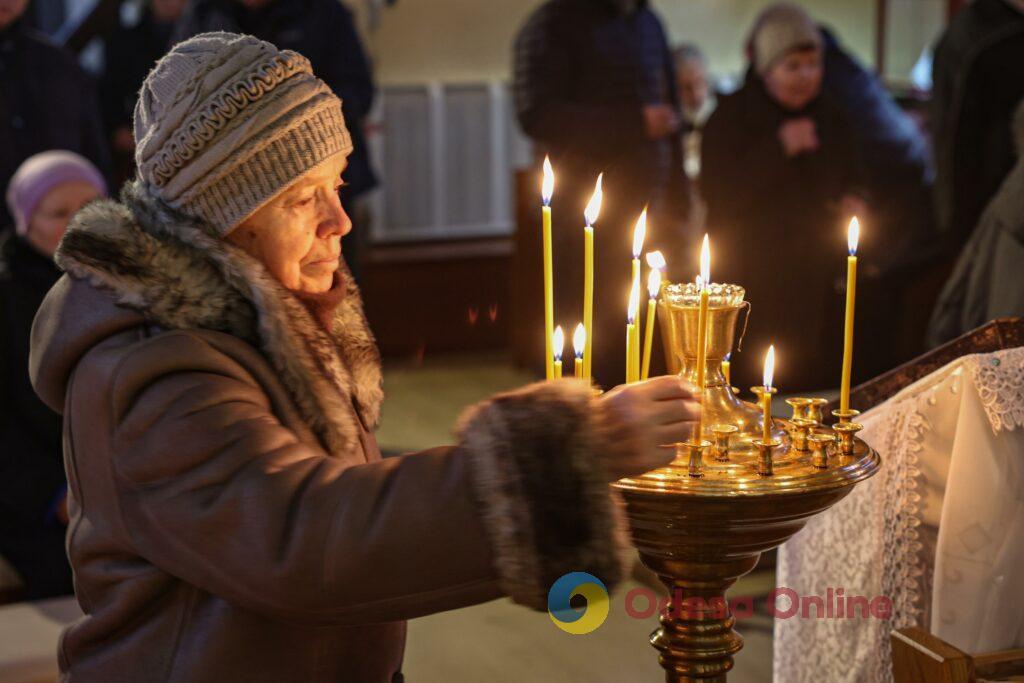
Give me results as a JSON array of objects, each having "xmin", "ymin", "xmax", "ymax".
[{"xmin": 658, "ymin": 283, "xmax": 784, "ymax": 454}]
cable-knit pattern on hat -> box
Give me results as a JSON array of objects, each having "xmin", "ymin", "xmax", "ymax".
[{"xmin": 149, "ymin": 51, "xmax": 313, "ymax": 188}]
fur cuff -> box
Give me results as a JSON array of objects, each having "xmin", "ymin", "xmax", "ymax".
[{"xmin": 456, "ymin": 379, "xmax": 631, "ymax": 610}]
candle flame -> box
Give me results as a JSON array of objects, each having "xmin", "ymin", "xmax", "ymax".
[
  {"xmin": 724, "ymin": 352, "xmax": 731, "ymax": 361},
  {"xmin": 763, "ymin": 345, "xmax": 775, "ymax": 391},
  {"xmin": 645, "ymin": 250, "xmax": 666, "ymax": 271},
  {"xmin": 584, "ymin": 174, "xmax": 603, "ymax": 227},
  {"xmin": 632, "ymin": 207, "xmax": 647, "ymax": 258},
  {"xmin": 628, "ymin": 276, "xmax": 640, "ymax": 324},
  {"xmin": 700, "ymin": 233, "xmax": 710, "ymax": 289},
  {"xmin": 647, "ymin": 267, "xmax": 661, "ymax": 299},
  {"xmin": 541, "ymin": 156, "xmax": 554, "ymax": 206},
  {"xmin": 573, "ymin": 323, "xmax": 586, "ymax": 359},
  {"xmin": 848, "ymin": 216, "xmax": 860, "ymax": 256},
  {"xmin": 552, "ymin": 325, "xmax": 564, "ymax": 362}
]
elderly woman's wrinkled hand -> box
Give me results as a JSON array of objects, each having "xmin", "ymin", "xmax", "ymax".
[{"xmin": 592, "ymin": 376, "xmax": 701, "ymax": 482}]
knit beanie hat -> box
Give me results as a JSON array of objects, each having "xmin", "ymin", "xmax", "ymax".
[
  {"xmin": 5, "ymin": 150, "xmax": 107, "ymax": 236},
  {"xmin": 750, "ymin": 3, "xmax": 823, "ymax": 76},
  {"xmin": 133, "ymin": 32, "xmax": 353, "ymax": 236}
]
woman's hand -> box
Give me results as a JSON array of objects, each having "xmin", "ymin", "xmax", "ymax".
[
  {"xmin": 778, "ymin": 117, "xmax": 819, "ymax": 157},
  {"xmin": 592, "ymin": 376, "xmax": 701, "ymax": 481}
]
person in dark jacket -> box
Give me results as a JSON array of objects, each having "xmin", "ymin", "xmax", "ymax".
[
  {"xmin": 0, "ymin": 0, "xmax": 110, "ymax": 228},
  {"xmin": 0, "ymin": 150, "xmax": 106, "ymax": 599},
  {"xmin": 513, "ymin": 0, "xmax": 685, "ymax": 388},
  {"xmin": 174, "ymin": 0, "xmax": 378, "ymax": 280},
  {"xmin": 928, "ymin": 99, "xmax": 1024, "ymax": 346},
  {"xmin": 702, "ymin": 4, "xmax": 865, "ymax": 391},
  {"xmin": 931, "ymin": 0, "xmax": 1024, "ymax": 249},
  {"xmin": 99, "ymin": 0, "xmax": 186, "ymax": 186}
]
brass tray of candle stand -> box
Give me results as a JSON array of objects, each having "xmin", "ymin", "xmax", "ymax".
[{"xmin": 611, "ymin": 281, "xmax": 881, "ymax": 683}]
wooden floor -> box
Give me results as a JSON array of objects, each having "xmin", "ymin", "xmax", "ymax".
[{"xmin": 382, "ymin": 352, "xmax": 775, "ymax": 682}]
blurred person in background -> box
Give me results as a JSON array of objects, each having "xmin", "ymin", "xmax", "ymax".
[
  {"xmin": 100, "ymin": 0, "xmax": 187, "ymax": 186},
  {"xmin": 175, "ymin": 0, "xmax": 378, "ymax": 282},
  {"xmin": 701, "ymin": 3, "xmax": 865, "ymax": 391},
  {"xmin": 0, "ymin": 151, "xmax": 106, "ymax": 599},
  {"xmin": 928, "ymin": 99, "xmax": 1024, "ymax": 346},
  {"xmin": 513, "ymin": 0, "xmax": 685, "ymax": 388},
  {"xmin": 931, "ymin": 0, "xmax": 1024, "ymax": 250},
  {"xmin": 673, "ymin": 43, "xmax": 715, "ymax": 238},
  {"xmin": 0, "ymin": 0, "xmax": 110, "ymax": 227}
]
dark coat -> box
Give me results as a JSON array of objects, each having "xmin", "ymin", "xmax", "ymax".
[
  {"xmin": 513, "ymin": 0, "xmax": 685, "ymax": 387},
  {"xmin": 701, "ymin": 74, "xmax": 865, "ymax": 390},
  {"xmin": 822, "ymin": 27, "xmax": 936, "ymax": 274},
  {"xmin": 931, "ymin": 0, "xmax": 1024, "ymax": 248},
  {"xmin": 98, "ymin": 9, "xmax": 175, "ymax": 135},
  {"xmin": 0, "ymin": 19, "xmax": 111, "ymax": 227},
  {"xmin": 0, "ymin": 233, "xmax": 70, "ymax": 599},
  {"xmin": 29, "ymin": 181, "xmax": 627, "ymax": 681},
  {"xmin": 928, "ymin": 101, "xmax": 1024, "ymax": 346},
  {"xmin": 174, "ymin": 0, "xmax": 378, "ymax": 200}
]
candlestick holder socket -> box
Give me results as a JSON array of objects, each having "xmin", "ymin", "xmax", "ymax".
[
  {"xmin": 710, "ymin": 424, "xmax": 738, "ymax": 462},
  {"xmin": 831, "ymin": 408, "xmax": 861, "ymax": 425},
  {"xmin": 786, "ymin": 397, "xmax": 812, "ymax": 420},
  {"xmin": 752, "ymin": 438, "xmax": 781, "ymax": 476},
  {"xmin": 788, "ymin": 417, "xmax": 817, "ymax": 452},
  {"xmin": 808, "ymin": 432, "xmax": 836, "ymax": 469},
  {"xmin": 806, "ymin": 398, "xmax": 829, "ymax": 424},
  {"xmin": 682, "ymin": 440, "xmax": 712, "ymax": 478},
  {"xmin": 833, "ymin": 422, "xmax": 864, "ymax": 456}
]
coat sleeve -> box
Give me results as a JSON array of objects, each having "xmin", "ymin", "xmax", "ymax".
[{"xmin": 102, "ymin": 334, "xmax": 627, "ymax": 625}]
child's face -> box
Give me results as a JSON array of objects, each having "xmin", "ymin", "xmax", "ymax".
[{"xmin": 27, "ymin": 181, "xmax": 101, "ymax": 258}]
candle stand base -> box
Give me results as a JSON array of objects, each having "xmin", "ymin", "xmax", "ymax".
[{"xmin": 614, "ymin": 424, "xmax": 879, "ymax": 682}]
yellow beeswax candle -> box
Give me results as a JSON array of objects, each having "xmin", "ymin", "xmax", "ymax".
[
  {"xmin": 542, "ymin": 157, "xmax": 555, "ymax": 380},
  {"xmin": 573, "ymin": 323, "xmax": 586, "ymax": 380},
  {"xmin": 583, "ymin": 175, "xmax": 602, "ymax": 380},
  {"xmin": 722, "ymin": 354, "xmax": 731, "ymax": 385},
  {"xmin": 552, "ymin": 325, "xmax": 564, "ymax": 379},
  {"xmin": 627, "ymin": 277, "xmax": 640, "ymax": 383},
  {"xmin": 762, "ymin": 345, "xmax": 775, "ymax": 443},
  {"xmin": 641, "ymin": 266, "xmax": 660, "ymax": 380},
  {"xmin": 840, "ymin": 217, "xmax": 859, "ymax": 413},
  {"xmin": 694, "ymin": 235, "xmax": 711, "ymax": 393},
  {"xmin": 630, "ymin": 208, "xmax": 647, "ymax": 320}
]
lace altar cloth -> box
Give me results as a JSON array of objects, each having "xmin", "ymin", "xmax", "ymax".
[{"xmin": 774, "ymin": 347, "xmax": 1024, "ymax": 683}]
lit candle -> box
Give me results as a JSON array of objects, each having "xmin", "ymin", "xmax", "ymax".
[
  {"xmin": 583, "ymin": 175, "xmax": 603, "ymax": 381},
  {"xmin": 762, "ymin": 345, "xmax": 775, "ymax": 443},
  {"xmin": 573, "ymin": 323, "xmax": 586, "ymax": 380},
  {"xmin": 641, "ymin": 265, "xmax": 660, "ymax": 380},
  {"xmin": 541, "ymin": 157, "xmax": 555, "ymax": 380},
  {"xmin": 552, "ymin": 325, "xmax": 564, "ymax": 379},
  {"xmin": 630, "ymin": 207, "xmax": 647, "ymax": 305},
  {"xmin": 627, "ymin": 276, "xmax": 641, "ymax": 383},
  {"xmin": 840, "ymin": 217, "xmax": 859, "ymax": 413},
  {"xmin": 695, "ymin": 234, "xmax": 711, "ymax": 393},
  {"xmin": 722, "ymin": 353, "xmax": 731, "ymax": 386}
]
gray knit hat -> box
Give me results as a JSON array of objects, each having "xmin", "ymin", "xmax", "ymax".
[
  {"xmin": 750, "ymin": 3, "xmax": 823, "ymax": 76},
  {"xmin": 133, "ymin": 32, "xmax": 353, "ymax": 235}
]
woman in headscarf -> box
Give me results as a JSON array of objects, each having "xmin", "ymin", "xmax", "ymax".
[
  {"xmin": 29, "ymin": 33, "xmax": 699, "ymax": 681},
  {"xmin": 1, "ymin": 150, "xmax": 106, "ymax": 599}
]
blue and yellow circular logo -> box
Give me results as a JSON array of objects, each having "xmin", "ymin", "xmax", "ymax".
[{"xmin": 547, "ymin": 572, "xmax": 610, "ymax": 634}]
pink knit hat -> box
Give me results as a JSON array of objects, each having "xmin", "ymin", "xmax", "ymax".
[{"xmin": 5, "ymin": 151, "xmax": 107, "ymax": 236}]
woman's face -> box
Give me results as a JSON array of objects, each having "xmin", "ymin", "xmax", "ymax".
[
  {"xmin": 763, "ymin": 48, "xmax": 823, "ymax": 111},
  {"xmin": 26, "ymin": 181, "xmax": 101, "ymax": 258},
  {"xmin": 227, "ymin": 156, "xmax": 351, "ymax": 295}
]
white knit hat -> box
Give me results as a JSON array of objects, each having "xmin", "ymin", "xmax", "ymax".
[
  {"xmin": 750, "ymin": 3, "xmax": 823, "ymax": 76},
  {"xmin": 133, "ymin": 32, "xmax": 353, "ymax": 235}
]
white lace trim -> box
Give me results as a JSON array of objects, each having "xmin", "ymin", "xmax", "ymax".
[{"xmin": 965, "ymin": 347, "xmax": 1024, "ymax": 434}]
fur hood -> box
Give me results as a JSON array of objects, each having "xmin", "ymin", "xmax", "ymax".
[{"xmin": 54, "ymin": 180, "xmax": 382, "ymax": 455}]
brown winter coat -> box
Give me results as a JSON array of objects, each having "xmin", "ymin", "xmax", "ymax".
[{"xmin": 29, "ymin": 182, "xmax": 626, "ymax": 682}]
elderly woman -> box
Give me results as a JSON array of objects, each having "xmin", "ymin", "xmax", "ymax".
[
  {"xmin": 701, "ymin": 3, "xmax": 866, "ymax": 391},
  {"xmin": 29, "ymin": 33, "xmax": 698, "ymax": 681}
]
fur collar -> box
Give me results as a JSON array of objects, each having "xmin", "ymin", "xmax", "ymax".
[{"xmin": 56, "ymin": 180, "xmax": 382, "ymax": 456}]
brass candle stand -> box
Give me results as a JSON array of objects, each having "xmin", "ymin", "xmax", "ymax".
[{"xmin": 613, "ymin": 281, "xmax": 881, "ymax": 683}]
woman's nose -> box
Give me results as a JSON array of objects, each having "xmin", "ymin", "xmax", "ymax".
[{"xmin": 316, "ymin": 192, "xmax": 352, "ymax": 238}]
